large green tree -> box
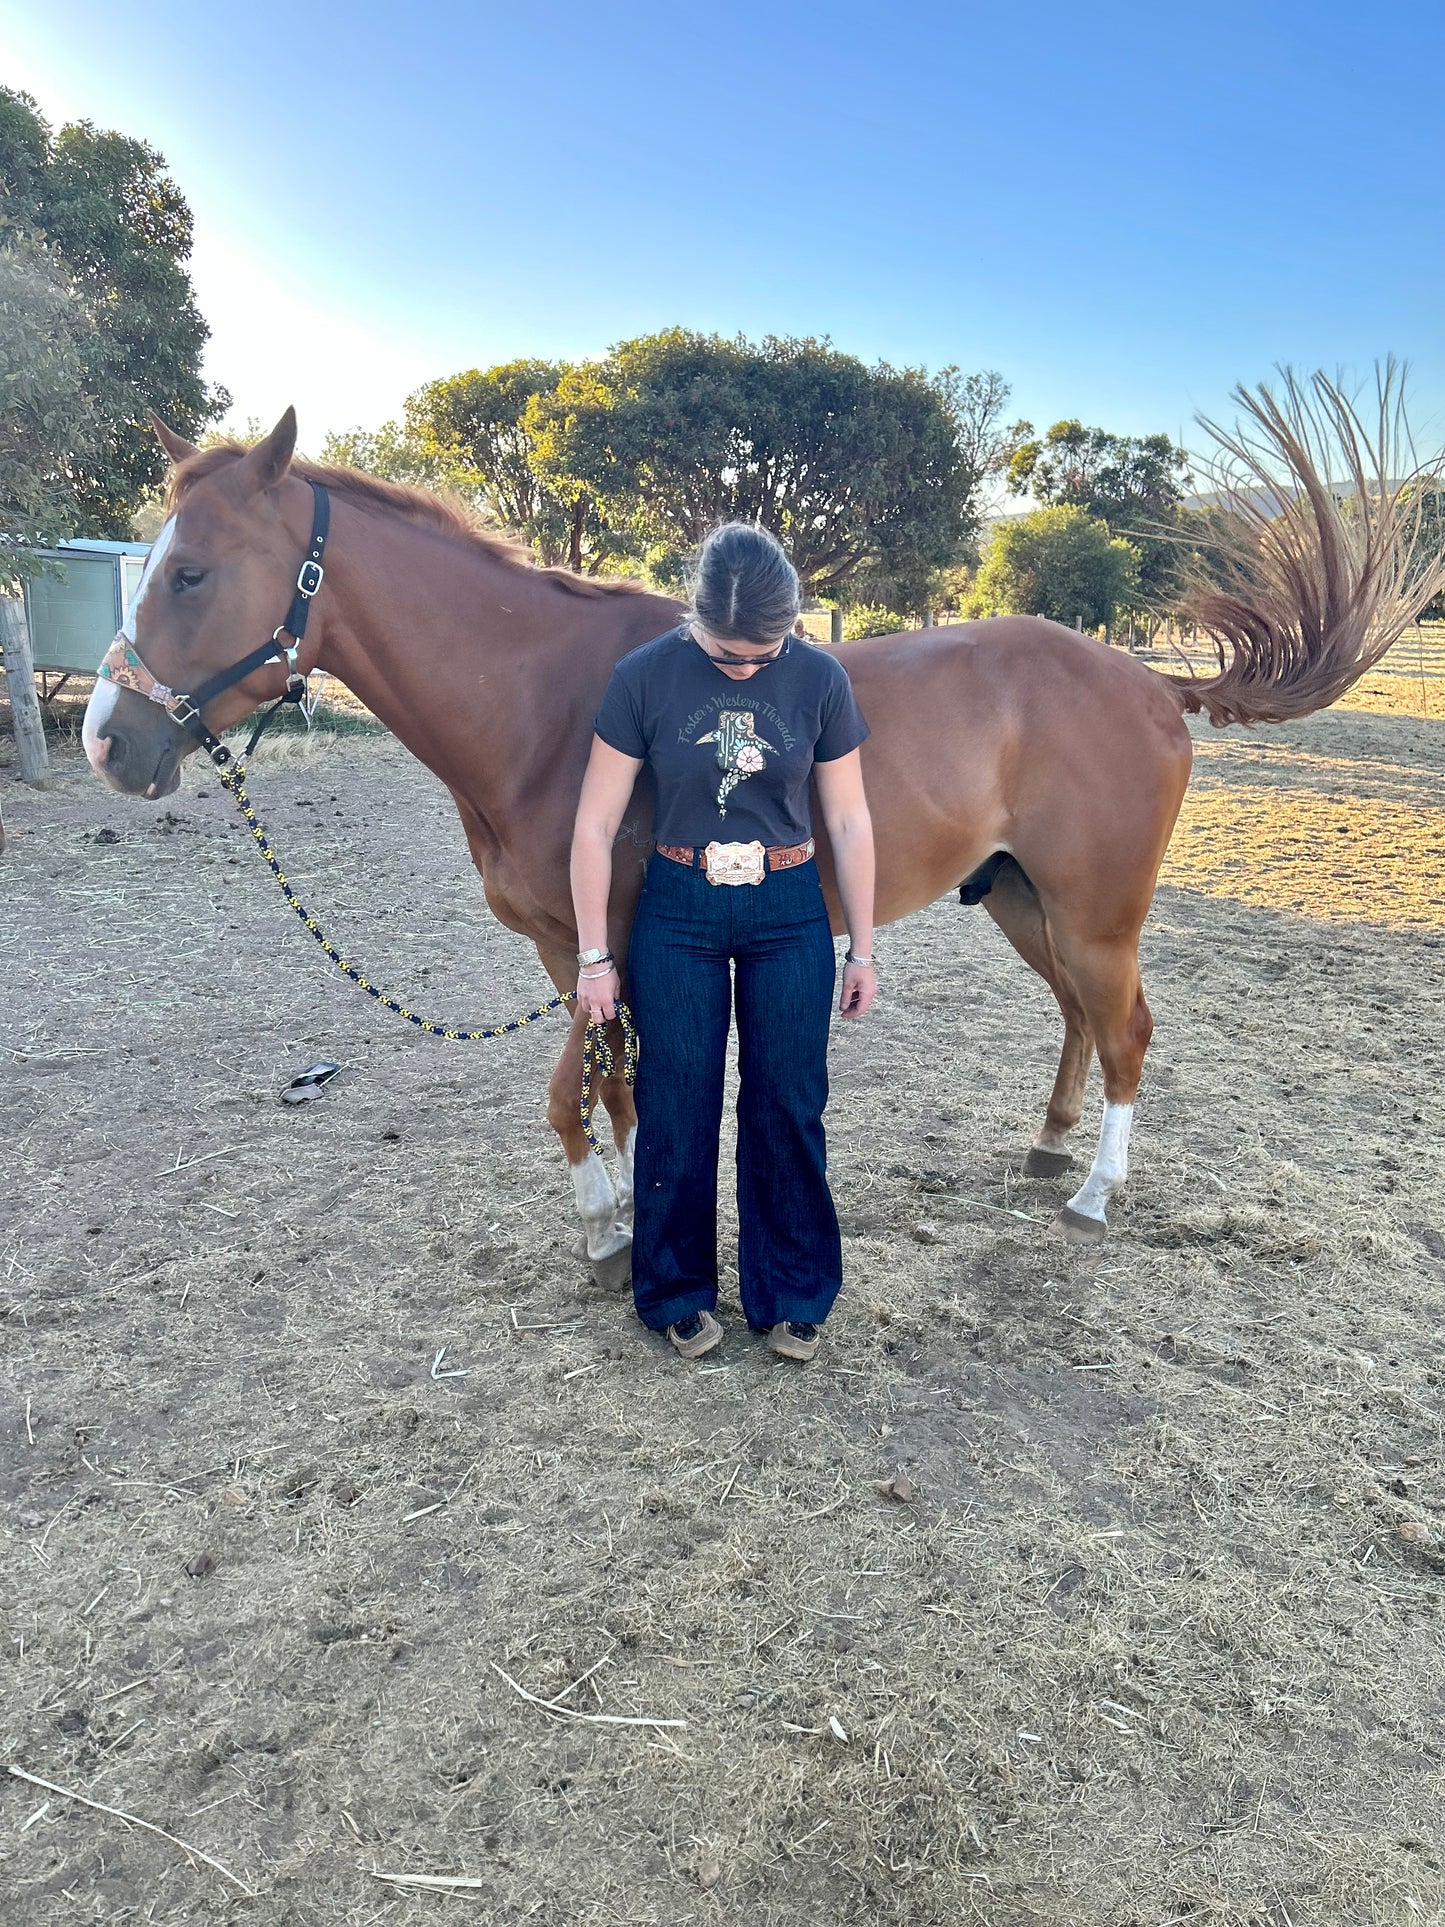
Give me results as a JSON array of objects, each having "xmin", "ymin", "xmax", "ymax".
[
  {"xmin": 1007, "ymin": 419, "xmax": 1189, "ymax": 612},
  {"xmin": 967, "ymin": 505, "xmax": 1140, "ymax": 630},
  {"xmin": 321, "ymin": 362, "xmax": 621, "ymax": 568},
  {"xmin": 527, "ymin": 329, "xmax": 976, "ymax": 601},
  {"xmin": 317, "ymin": 418, "xmax": 445, "ymax": 491},
  {"xmin": 0, "ymin": 87, "xmax": 226, "ymax": 540},
  {"xmin": 941, "ymin": 367, "xmax": 1033, "ymax": 532},
  {"xmin": 0, "ymin": 233, "xmax": 98, "ymax": 582},
  {"xmin": 408, "ymin": 363, "xmax": 552, "ymax": 520}
]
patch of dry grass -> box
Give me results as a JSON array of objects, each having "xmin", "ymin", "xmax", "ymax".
[{"xmin": 1164, "ymin": 780, "xmax": 1445, "ymax": 930}]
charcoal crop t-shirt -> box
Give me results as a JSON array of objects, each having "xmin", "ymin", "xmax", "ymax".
[{"xmin": 594, "ymin": 626, "xmax": 870, "ymax": 849}]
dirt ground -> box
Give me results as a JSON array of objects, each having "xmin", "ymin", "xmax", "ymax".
[{"xmin": 2, "ymin": 666, "xmax": 1444, "ymax": 1926}]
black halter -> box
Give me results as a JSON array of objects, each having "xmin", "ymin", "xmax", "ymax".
[{"xmin": 167, "ymin": 482, "xmax": 331, "ymax": 767}]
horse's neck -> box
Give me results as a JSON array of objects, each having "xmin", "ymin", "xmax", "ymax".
[{"xmin": 312, "ymin": 501, "xmax": 641, "ymax": 857}]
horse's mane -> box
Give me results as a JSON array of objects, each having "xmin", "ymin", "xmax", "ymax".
[{"xmin": 165, "ymin": 443, "xmax": 654, "ymax": 601}]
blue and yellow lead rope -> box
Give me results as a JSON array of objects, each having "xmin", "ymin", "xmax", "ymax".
[{"xmin": 216, "ymin": 759, "xmax": 636, "ymax": 1157}]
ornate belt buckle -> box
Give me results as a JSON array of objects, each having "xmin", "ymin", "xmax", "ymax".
[{"xmin": 704, "ymin": 839, "xmax": 766, "ymax": 886}]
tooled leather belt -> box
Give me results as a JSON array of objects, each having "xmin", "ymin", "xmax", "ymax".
[{"xmin": 656, "ymin": 838, "xmax": 815, "ymax": 885}]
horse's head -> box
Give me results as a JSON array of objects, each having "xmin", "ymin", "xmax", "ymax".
[{"xmin": 83, "ymin": 408, "xmax": 314, "ymax": 797}]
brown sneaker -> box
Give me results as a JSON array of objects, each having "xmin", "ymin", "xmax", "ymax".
[
  {"xmin": 768, "ymin": 1320, "xmax": 821, "ymax": 1361},
  {"xmin": 667, "ymin": 1310, "xmax": 722, "ymax": 1359}
]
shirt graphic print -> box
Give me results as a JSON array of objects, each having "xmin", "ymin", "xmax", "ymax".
[
  {"xmin": 593, "ymin": 626, "xmax": 870, "ymax": 850},
  {"xmin": 696, "ymin": 709, "xmax": 777, "ymax": 818}
]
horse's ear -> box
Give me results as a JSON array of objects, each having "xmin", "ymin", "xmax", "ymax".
[
  {"xmin": 235, "ymin": 407, "xmax": 298, "ymax": 494},
  {"xmin": 150, "ymin": 413, "xmax": 199, "ymax": 465}
]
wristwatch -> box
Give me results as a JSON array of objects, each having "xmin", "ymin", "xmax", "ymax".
[{"xmin": 577, "ymin": 946, "xmax": 613, "ymax": 967}]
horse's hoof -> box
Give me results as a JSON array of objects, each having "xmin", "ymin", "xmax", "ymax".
[
  {"xmin": 573, "ymin": 1230, "xmax": 627, "ymax": 1263},
  {"xmin": 1056, "ymin": 1204, "xmax": 1107, "ymax": 1245},
  {"xmin": 590, "ymin": 1245, "xmax": 633, "ymax": 1293},
  {"xmin": 1024, "ymin": 1145, "xmax": 1075, "ymax": 1178}
]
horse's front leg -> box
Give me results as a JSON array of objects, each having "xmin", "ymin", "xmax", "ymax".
[
  {"xmin": 603, "ymin": 1064, "xmax": 637, "ymax": 1233},
  {"xmin": 546, "ymin": 1007, "xmax": 632, "ymax": 1280}
]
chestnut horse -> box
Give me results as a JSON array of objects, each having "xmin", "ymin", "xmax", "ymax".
[{"xmin": 82, "ymin": 372, "xmax": 1441, "ymax": 1265}]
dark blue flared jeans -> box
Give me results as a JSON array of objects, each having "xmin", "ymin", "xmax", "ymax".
[{"xmin": 626, "ymin": 852, "xmax": 843, "ymax": 1333}]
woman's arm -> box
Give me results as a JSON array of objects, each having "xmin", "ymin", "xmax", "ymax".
[
  {"xmin": 570, "ymin": 736, "xmax": 643, "ymax": 1022},
  {"xmin": 814, "ymin": 749, "xmax": 878, "ymax": 1019}
]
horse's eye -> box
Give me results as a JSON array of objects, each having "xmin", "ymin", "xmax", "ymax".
[{"xmin": 172, "ymin": 567, "xmax": 207, "ymax": 593}]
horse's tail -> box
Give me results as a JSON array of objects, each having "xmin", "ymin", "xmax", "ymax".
[{"xmin": 1164, "ymin": 363, "xmax": 1445, "ymax": 728}]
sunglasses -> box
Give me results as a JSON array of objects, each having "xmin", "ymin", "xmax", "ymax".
[{"xmin": 701, "ymin": 636, "xmax": 790, "ymax": 666}]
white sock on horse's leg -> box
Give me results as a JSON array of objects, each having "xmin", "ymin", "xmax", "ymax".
[
  {"xmin": 613, "ymin": 1125, "xmax": 636, "ymax": 1231},
  {"xmin": 570, "ymin": 1152, "xmax": 630, "ymax": 1261},
  {"xmin": 1066, "ymin": 1101, "xmax": 1133, "ymax": 1225}
]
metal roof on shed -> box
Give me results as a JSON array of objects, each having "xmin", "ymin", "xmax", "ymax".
[{"xmin": 47, "ymin": 539, "xmax": 152, "ymax": 557}]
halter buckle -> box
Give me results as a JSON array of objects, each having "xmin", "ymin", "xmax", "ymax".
[{"xmin": 296, "ymin": 559, "xmax": 324, "ymax": 598}]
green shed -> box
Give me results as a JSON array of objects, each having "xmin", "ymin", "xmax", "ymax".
[{"xmin": 16, "ymin": 539, "xmax": 152, "ymax": 682}]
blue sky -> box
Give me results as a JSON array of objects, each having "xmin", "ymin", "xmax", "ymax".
[{"xmin": 5, "ymin": 0, "xmax": 1443, "ymax": 463}]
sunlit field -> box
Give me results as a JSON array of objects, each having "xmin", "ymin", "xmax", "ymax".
[{"xmin": 1150, "ymin": 622, "xmax": 1445, "ymax": 930}]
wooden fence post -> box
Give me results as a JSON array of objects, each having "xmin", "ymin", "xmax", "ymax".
[
  {"xmin": 829, "ymin": 607, "xmax": 843, "ymax": 647},
  {"xmin": 1, "ymin": 593, "xmax": 52, "ymax": 785}
]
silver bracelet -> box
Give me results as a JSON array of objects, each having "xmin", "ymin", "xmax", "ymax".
[
  {"xmin": 578, "ymin": 964, "xmax": 617, "ymax": 980},
  {"xmin": 844, "ymin": 950, "xmax": 874, "ymax": 968}
]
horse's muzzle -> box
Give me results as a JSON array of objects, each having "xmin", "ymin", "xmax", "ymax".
[
  {"xmin": 84, "ymin": 680, "xmax": 187, "ymax": 796},
  {"xmin": 91, "ymin": 719, "xmax": 185, "ymax": 797}
]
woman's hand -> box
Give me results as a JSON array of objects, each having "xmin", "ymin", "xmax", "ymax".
[
  {"xmin": 577, "ymin": 966, "xmax": 620, "ymax": 1024},
  {"xmin": 815, "ymin": 753, "xmax": 876, "ymax": 1022},
  {"xmin": 571, "ymin": 736, "xmax": 642, "ymax": 1031},
  {"xmin": 839, "ymin": 960, "xmax": 877, "ymax": 1019}
]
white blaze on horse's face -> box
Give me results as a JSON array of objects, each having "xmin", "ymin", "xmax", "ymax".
[
  {"xmin": 120, "ymin": 517, "xmax": 177, "ymax": 648},
  {"xmin": 82, "ymin": 517, "xmax": 177, "ymax": 777}
]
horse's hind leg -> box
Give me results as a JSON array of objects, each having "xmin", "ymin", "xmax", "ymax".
[
  {"xmin": 1009, "ymin": 710, "xmax": 1185, "ymax": 1242},
  {"xmin": 981, "ymin": 860, "xmax": 1094, "ymax": 1176},
  {"xmin": 1047, "ymin": 933, "xmax": 1154, "ymax": 1244}
]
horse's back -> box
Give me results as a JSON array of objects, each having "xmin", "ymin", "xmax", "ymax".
[
  {"xmin": 832, "ymin": 618, "xmax": 1193, "ymax": 926},
  {"xmin": 845, "ymin": 615, "xmax": 1185, "ymax": 720}
]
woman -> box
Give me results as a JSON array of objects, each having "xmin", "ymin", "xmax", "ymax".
[{"xmin": 570, "ymin": 524, "xmax": 877, "ymax": 1362}]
